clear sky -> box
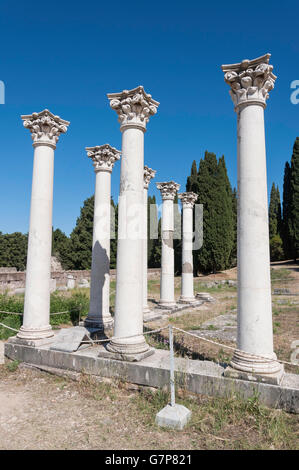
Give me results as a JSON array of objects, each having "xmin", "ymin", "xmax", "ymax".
[{"xmin": 1, "ymin": 0, "xmax": 299, "ymax": 235}]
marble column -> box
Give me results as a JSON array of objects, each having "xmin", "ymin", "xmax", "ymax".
[
  {"xmin": 156, "ymin": 181, "xmax": 180, "ymax": 307},
  {"xmin": 143, "ymin": 165, "xmax": 156, "ymax": 315},
  {"xmin": 84, "ymin": 144, "xmax": 121, "ymax": 329},
  {"xmin": 18, "ymin": 109, "xmax": 69, "ymax": 341},
  {"xmin": 178, "ymin": 192, "xmax": 198, "ymax": 303},
  {"xmin": 221, "ymin": 54, "xmax": 283, "ymax": 381},
  {"xmin": 106, "ymin": 86, "xmax": 159, "ymax": 358}
]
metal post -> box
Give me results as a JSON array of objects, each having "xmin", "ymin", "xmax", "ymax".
[{"xmin": 169, "ymin": 325, "xmax": 175, "ymax": 406}]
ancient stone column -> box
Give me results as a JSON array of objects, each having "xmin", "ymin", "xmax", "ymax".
[
  {"xmin": 18, "ymin": 110, "xmax": 69, "ymax": 341},
  {"xmin": 143, "ymin": 166, "xmax": 156, "ymax": 315},
  {"xmin": 178, "ymin": 192, "xmax": 198, "ymax": 303},
  {"xmin": 84, "ymin": 144, "xmax": 121, "ymax": 330},
  {"xmin": 156, "ymin": 181, "xmax": 180, "ymax": 307},
  {"xmin": 106, "ymin": 86, "xmax": 159, "ymax": 358},
  {"xmin": 221, "ymin": 54, "xmax": 283, "ymax": 382}
]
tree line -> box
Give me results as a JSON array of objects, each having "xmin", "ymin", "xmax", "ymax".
[{"xmin": 1, "ymin": 138, "xmax": 298, "ymax": 273}]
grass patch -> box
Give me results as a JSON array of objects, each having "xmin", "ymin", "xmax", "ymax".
[{"xmin": 271, "ymin": 268, "xmax": 292, "ymax": 281}]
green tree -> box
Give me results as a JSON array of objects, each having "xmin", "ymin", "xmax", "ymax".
[
  {"xmin": 52, "ymin": 228, "xmax": 72, "ymax": 270},
  {"xmin": 0, "ymin": 232, "xmax": 28, "ymax": 271}
]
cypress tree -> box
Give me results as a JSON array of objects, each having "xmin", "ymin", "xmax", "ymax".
[
  {"xmin": 269, "ymin": 183, "xmax": 284, "ymax": 261},
  {"xmin": 186, "ymin": 160, "xmax": 199, "ymax": 193},
  {"xmin": 282, "ymin": 161, "xmax": 292, "ymax": 259},
  {"xmin": 191, "ymin": 152, "xmax": 234, "ymax": 273},
  {"xmin": 289, "ymin": 137, "xmax": 299, "ymax": 261},
  {"xmin": 230, "ymin": 187, "xmax": 237, "ymax": 266},
  {"xmin": 110, "ymin": 197, "xmax": 118, "ymax": 269}
]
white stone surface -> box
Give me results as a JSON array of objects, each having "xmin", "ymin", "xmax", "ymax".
[
  {"xmin": 156, "ymin": 404, "xmax": 191, "ymax": 430},
  {"xmin": 156, "ymin": 182, "xmax": 180, "ymax": 307},
  {"xmin": 66, "ymin": 275, "xmax": 75, "ymax": 289},
  {"xmin": 84, "ymin": 145, "xmax": 120, "ymax": 329},
  {"xmin": 179, "ymin": 192, "xmax": 197, "ymax": 302},
  {"xmin": 143, "ymin": 166, "xmax": 156, "ymax": 315},
  {"xmin": 222, "ymin": 54, "xmax": 283, "ymax": 378},
  {"xmin": 18, "ymin": 110, "xmax": 69, "ymax": 341},
  {"xmin": 106, "ymin": 86, "xmax": 159, "ymax": 356}
]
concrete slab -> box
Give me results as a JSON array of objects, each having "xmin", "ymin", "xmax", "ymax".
[
  {"xmin": 4, "ymin": 342, "xmax": 299, "ymax": 413},
  {"xmin": 156, "ymin": 404, "xmax": 191, "ymax": 430},
  {"xmin": 50, "ymin": 326, "xmax": 102, "ymax": 353}
]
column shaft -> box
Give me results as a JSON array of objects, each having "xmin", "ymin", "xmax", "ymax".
[
  {"xmin": 143, "ymin": 187, "xmax": 150, "ymax": 313},
  {"xmin": 236, "ymin": 104, "xmax": 273, "ymax": 356},
  {"xmin": 180, "ymin": 205, "xmax": 195, "ymax": 301},
  {"xmin": 160, "ymin": 199, "xmax": 176, "ymax": 306},
  {"xmin": 86, "ymin": 170, "xmax": 113, "ymax": 328},
  {"xmin": 19, "ymin": 144, "xmax": 54, "ymax": 339},
  {"xmin": 108, "ymin": 127, "xmax": 148, "ymax": 354}
]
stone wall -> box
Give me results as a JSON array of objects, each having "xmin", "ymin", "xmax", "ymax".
[{"xmin": 0, "ymin": 268, "xmax": 161, "ymax": 294}]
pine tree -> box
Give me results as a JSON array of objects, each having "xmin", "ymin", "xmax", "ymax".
[
  {"xmin": 69, "ymin": 196, "xmax": 94, "ymax": 270},
  {"xmin": 289, "ymin": 137, "xmax": 299, "ymax": 261}
]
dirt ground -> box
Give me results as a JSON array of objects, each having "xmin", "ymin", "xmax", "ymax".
[{"xmin": 0, "ymin": 364, "xmax": 298, "ymax": 450}]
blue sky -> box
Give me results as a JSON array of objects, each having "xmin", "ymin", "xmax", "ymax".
[{"xmin": 1, "ymin": 0, "xmax": 299, "ymax": 235}]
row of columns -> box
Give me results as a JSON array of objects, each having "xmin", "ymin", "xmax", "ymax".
[{"xmin": 18, "ymin": 56, "xmax": 282, "ymax": 381}]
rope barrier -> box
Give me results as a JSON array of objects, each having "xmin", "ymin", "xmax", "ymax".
[
  {"xmin": 172, "ymin": 326, "xmax": 297, "ymax": 367},
  {"xmin": 0, "ymin": 319, "xmax": 297, "ymax": 367},
  {"xmin": 0, "ymin": 322, "xmax": 19, "ymax": 333},
  {"xmin": 0, "ymin": 310, "xmax": 70, "ymax": 316}
]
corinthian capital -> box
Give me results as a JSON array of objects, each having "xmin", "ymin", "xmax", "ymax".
[
  {"xmin": 178, "ymin": 192, "xmax": 198, "ymax": 208},
  {"xmin": 107, "ymin": 86, "xmax": 159, "ymax": 131},
  {"xmin": 156, "ymin": 181, "xmax": 180, "ymax": 200},
  {"xmin": 221, "ymin": 53, "xmax": 277, "ymax": 109},
  {"xmin": 21, "ymin": 109, "xmax": 70, "ymax": 148},
  {"xmin": 144, "ymin": 165, "xmax": 156, "ymax": 189},
  {"xmin": 86, "ymin": 144, "xmax": 121, "ymax": 173}
]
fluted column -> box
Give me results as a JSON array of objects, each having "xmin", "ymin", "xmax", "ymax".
[
  {"xmin": 84, "ymin": 144, "xmax": 120, "ymax": 329},
  {"xmin": 221, "ymin": 54, "xmax": 283, "ymax": 381},
  {"xmin": 106, "ymin": 86, "xmax": 159, "ymax": 358},
  {"xmin": 178, "ymin": 192, "xmax": 198, "ymax": 302},
  {"xmin": 143, "ymin": 166, "xmax": 156, "ymax": 315},
  {"xmin": 18, "ymin": 110, "xmax": 69, "ymax": 341},
  {"xmin": 156, "ymin": 181, "xmax": 180, "ymax": 307}
]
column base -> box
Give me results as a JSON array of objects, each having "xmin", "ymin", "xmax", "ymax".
[
  {"xmin": 157, "ymin": 300, "xmax": 178, "ymax": 310},
  {"xmin": 98, "ymin": 345, "xmax": 155, "ymax": 362},
  {"xmin": 106, "ymin": 334, "xmax": 151, "ymax": 359},
  {"xmin": 178, "ymin": 296, "xmax": 197, "ymax": 304},
  {"xmin": 16, "ymin": 324, "xmax": 54, "ymax": 342},
  {"xmin": 224, "ymin": 349, "xmax": 284, "ymax": 385},
  {"xmin": 143, "ymin": 305, "xmax": 151, "ymax": 315},
  {"xmin": 84, "ymin": 313, "xmax": 114, "ymax": 330}
]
